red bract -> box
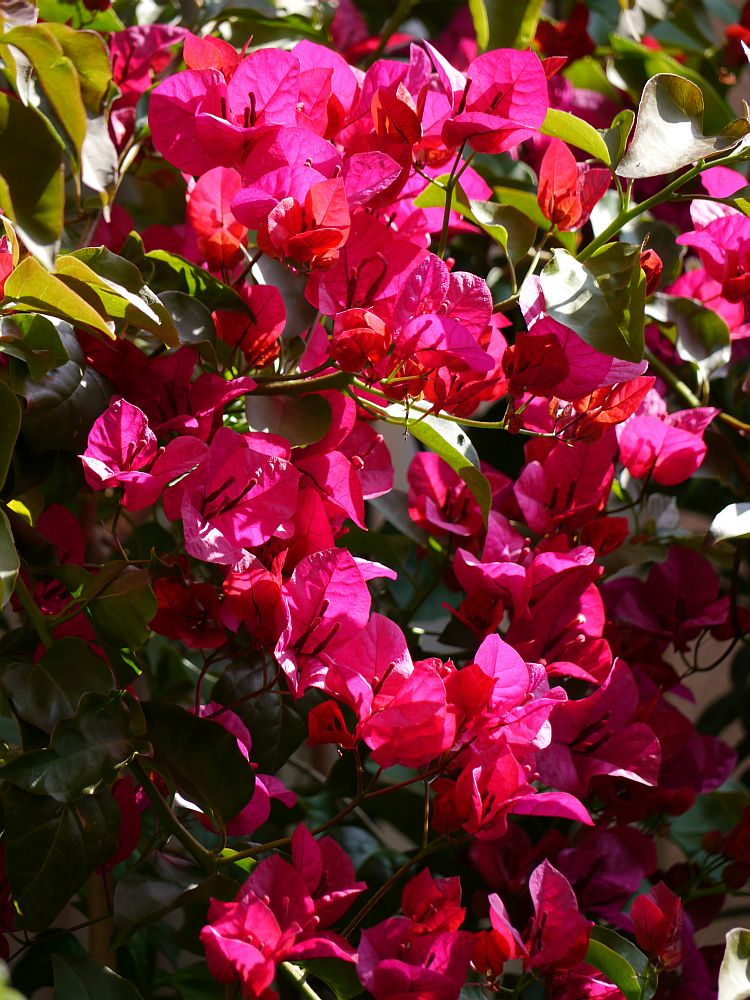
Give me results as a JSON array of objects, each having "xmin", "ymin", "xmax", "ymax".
[
  {"xmin": 631, "ymin": 882, "xmax": 684, "ymax": 970},
  {"xmin": 538, "ymin": 139, "xmax": 610, "ymax": 231},
  {"xmin": 535, "ymin": 4, "xmax": 596, "ymax": 64}
]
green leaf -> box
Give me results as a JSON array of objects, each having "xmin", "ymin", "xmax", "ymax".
[
  {"xmin": 57, "ymin": 249, "xmax": 179, "ymax": 346},
  {"xmin": 600, "ymin": 110, "xmax": 635, "ymax": 168},
  {"xmin": 539, "ymin": 243, "xmax": 646, "ymax": 362},
  {"xmin": 145, "ymin": 249, "xmax": 246, "ymax": 313},
  {"xmin": 391, "ymin": 407, "xmax": 492, "ymax": 525},
  {"xmin": 111, "ymin": 855, "xmax": 237, "ymax": 947},
  {"xmin": 74, "ymin": 566, "xmax": 156, "ymax": 649},
  {"xmin": 474, "ymin": 0, "xmax": 544, "ymax": 49},
  {"xmin": 4, "ymin": 257, "xmax": 113, "ymax": 338},
  {"xmin": 1, "ymin": 313, "xmax": 68, "ymax": 381},
  {"xmin": 708, "ymin": 503, "xmax": 750, "ymax": 544},
  {"xmin": 719, "ymin": 927, "xmax": 750, "ymax": 1000},
  {"xmin": 246, "ymin": 393, "xmax": 332, "ymax": 447},
  {"xmin": 0, "ymin": 637, "xmax": 114, "ymax": 733},
  {"xmin": 53, "ymin": 953, "xmax": 143, "ymax": 1000},
  {"xmin": 157, "ymin": 290, "xmax": 216, "ymax": 347},
  {"xmin": 585, "ymin": 927, "xmax": 654, "ymax": 1000},
  {"xmin": 0, "ymin": 95, "xmax": 63, "ymax": 267},
  {"xmin": 212, "ymin": 660, "xmax": 320, "ymax": 774},
  {"xmin": 40, "ymin": 25, "xmax": 110, "ymax": 114},
  {"xmin": 467, "ymin": 0, "xmax": 489, "ymax": 50},
  {"xmin": 541, "ymin": 108, "xmax": 612, "ymax": 165},
  {"xmin": 0, "ymin": 507, "xmax": 18, "ymax": 609},
  {"xmin": 648, "ymin": 293, "xmax": 730, "ymax": 379},
  {"xmin": 296, "ymin": 959, "xmax": 364, "ymax": 1000},
  {"xmin": 0, "ymin": 691, "xmax": 147, "ymax": 801},
  {"xmin": 617, "ymin": 73, "xmax": 750, "ymax": 179},
  {"xmin": 16, "ymin": 328, "xmax": 110, "ymax": 453},
  {"xmin": 4, "ymin": 786, "xmax": 120, "ymax": 929},
  {"xmin": 142, "ymin": 700, "xmax": 255, "ymax": 827},
  {"xmin": 0, "ymin": 379, "xmax": 20, "ymax": 490},
  {"xmin": 468, "ymin": 199, "xmax": 537, "ymax": 262},
  {"xmin": 0, "ymin": 25, "xmax": 87, "ymax": 158}
]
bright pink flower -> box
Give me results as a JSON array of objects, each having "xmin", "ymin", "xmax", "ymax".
[
  {"xmin": 407, "ymin": 452, "xmax": 484, "ymax": 541},
  {"xmin": 486, "ymin": 861, "xmax": 593, "ymax": 973},
  {"xmin": 357, "ymin": 916, "xmax": 474, "ymax": 1000},
  {"xmin": 401, "ymin": 869, "xmax": 465, "ymax": 936},
  {"xmin": 80, "ymin": 397, "xmax": 204, "ymax": 510},
  {"xmin": 616, "ymin": 389, "xmax": 717, "ymax": 486},
  {"xmin": 163, "ymin": 428, "xmax": 300, "ymax": 564},
  {"xmin": 631, "ymin": 882, "xmax": 684, "ymax": 970},
  {"xmin": 360, "ymin": 657, "xmax": 456, "ymax": 768},
  {"xmin": 603, "ymin": 546, "xmax": 728, "ymax": 653},
  {"xmin": 538, "ymin": 139, "xmax": 610, "ymax": 231},
  {"xmin": 538, "ymin": 660, "xmax": 662, "ymax": 797},
  {"xmin": 514, "ymin": 433, "xmax": 616, "ymax": 535},
  {"xmin": 677, "ymin": 213, "xmax": 750, "ymax": 302},
  {"xmin": 442, "ymin": 49, "xmax": 549, "ymax": 154},
  {"xmin": 433, "ymin": 742, "xmax": 591, "ymax": 841},
  {"xmin": 290, "ymin": 825, "xmax": 366, "ymax": 926},
  {"xmin": 275, "ymin": 548, "xmax": 374, "ymax": 694},
  {"xmin": 201, "ymin": 848, "xmax": 355, "ymax": 999}
]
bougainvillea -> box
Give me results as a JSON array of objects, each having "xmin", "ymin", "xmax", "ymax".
[{"xmin": 4, "ymin": 1, "xmax": 750, "ymax": 998}]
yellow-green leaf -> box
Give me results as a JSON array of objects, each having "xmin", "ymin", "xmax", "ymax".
[{"xmin": 4, "ymin": 256, "xmax": 114, "ymax": 338}]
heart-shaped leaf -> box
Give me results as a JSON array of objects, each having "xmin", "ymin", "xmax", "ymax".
[{"xmin": 618, "ymin": 74, "xmax": 750, "ymax": 178}]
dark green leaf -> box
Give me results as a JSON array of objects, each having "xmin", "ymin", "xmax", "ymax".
[
  {"xmin": 0, "ymin": 380, "xmax": 20, "ymax": 491},
  {"xmin": 112, "ymin": 854, "xmax": 237, "ymax": 947},
  {"xmin": 84, "ymin": 567, "xmax": 156, "ymax": 649},
  {"xmin": 539, "ymin": 244, "xmax": 646, "ymax": 362},
  {"xmin": 296, "ymin": 959, "xmax": 363, "ymax": 1000},
  {"xmin": 4, "ymin": 786, "xmax": 120, "ymax": 929},
  {"xmin": 0, "ymin": 637, "xmax": 113, "ymax": 732},
  {"xmin": 473, "ymin": 0, "xmax": 544, "ymax": 49},
  {"xmin": 142, "ymin": 700, "xmax": 255, "ymax": 827},
  {"xmin": 4, "ymin": 257, "xmax": 113, "ymax": 338},
  {"xmin": 157, "ymin": 290, "xmax": 216, "ymax": 347},
  {"xmin": 53, "ymin": 953, "xmax": 143, "ymax": 1000},
  {"xmin": 0, "ymin": 508, "xmax": 18, "ymax": 609},
  {"xmin": 617, "ymin": 73, "xmax": 750, "ymax": 178},
  {"xmin": 585, "ymin": 928, "xmax": 645, "ymax": 1000},
  {"xmin": 541, "ymin": 108, "xmax": 612, "ymax": 164},
  {"xmin": 246, "ymin": 393, "xmax": 332, "ymax": 447},
  {"xmin": 0, "ymin": 95, "xmax": 63, "ymax": 266},
  {"xmin": 212, "ymin": 660, "xmax": 320, "ymax": 774},
  {"xmin": 17, "ymin": 329, "xmax": 110, "ymax": 453},
  {"xmin": 0, "ymin": 691, "xmax": 147, "ymax": 801}
]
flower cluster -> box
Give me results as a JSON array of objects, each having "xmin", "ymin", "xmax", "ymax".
[{"xmin": 2, "ymin": 3, "xmax": 750, "ymax": 1000}]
